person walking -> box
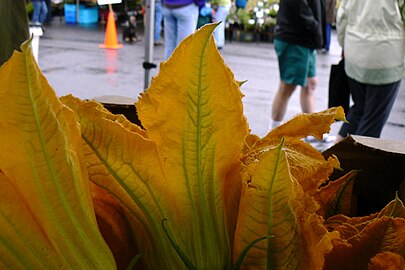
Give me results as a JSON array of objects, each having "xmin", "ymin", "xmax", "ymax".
[
  {"xmin": 322, "ymin": 0, "xmax": 336, "ymax": 52},
  {"xmin": 31, "ymin": 0, "xmax": 48, "ymax": 25},
  {"xmin": 163, "ymin": 0, "xmax": 205, "ymax": 59},
  {"xmin": 269, "ymin": 0, "xmax": 326, "ymax": 130},
  {"xmin": 154, "ymin": 0, "xmax": 164, "ymax": 46},
  {"xmin": 211, "ymin": 0, "xmax": 231, "ymax": 49},
  {"xmin": 334, "ymin": 0, "xmax": 405, "ymax": 143}
]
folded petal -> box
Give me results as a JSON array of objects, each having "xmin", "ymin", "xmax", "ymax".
[
  {"xmin": 0, "ymin": 172, "xmax": 62, "ymax": 269},
  {"xmin": 61, "ymin": 95, "xmax": 178, "ymax": 269},
  {"xmin": 235, "ymin": 141, "xmax": 340, "ymax": 269},
  {"xmin": 316, "ymin": 170, "xmax": 357, "ymax": 218},
  {"xmin": 266, "ymin": 107, "xmax": 346, "ymax": 141},
  {"xmin": 137, "ymin": 23, "xmax": 249, "ymax": 268},
  {"xmin": 0, "ymin": 41, "xmax": 115, "ymax": 269},
  {"xmin": 325, "ymin": 217, "xmax": 405, "ymax": 269}
]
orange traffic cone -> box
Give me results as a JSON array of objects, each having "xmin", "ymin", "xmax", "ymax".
[{"xmin": 100, "ymin": 10, "xmax": 123, "ymax": 49}]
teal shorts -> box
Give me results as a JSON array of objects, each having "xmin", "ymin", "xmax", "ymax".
[{"xmin": 274, "ymin": 39, "xmax": 317, "ymax": 87}]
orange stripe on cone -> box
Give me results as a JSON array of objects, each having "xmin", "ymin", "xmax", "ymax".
[{"xmin": 100, "ymin": 11, "xmax": 123, "ymax": 49}]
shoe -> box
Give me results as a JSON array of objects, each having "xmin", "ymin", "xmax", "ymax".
[
  {"xmin": 154, "ymin": 41, "xmax": 163, "ymax": 46},
  {"xmin": 30, "ymin": 21, "xmax": 42, "ymax": 27},
  {"xmin": 304, "ymin": 134, "xmax": 336, "ymax": 144},
  {"xmin": 304, "ymin": 136, "xmax": 318, "ymax": 143},
  {"xmin": 321, "ymin": 134, "xmax": 336, "ymax": 143}
]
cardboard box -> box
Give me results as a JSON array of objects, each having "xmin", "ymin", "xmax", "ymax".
[
  {"xmin": 93, "ymin": 95, "xmax": 143, "ymax": 128},
  {"xmin": 323, "ymin": 135, "xmax": 405, "ymax": 216}
]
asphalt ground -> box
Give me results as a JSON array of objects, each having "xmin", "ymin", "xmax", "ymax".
[{"xmin": 35, "ymin": 18, "xmax": 405, "ymax": 148}]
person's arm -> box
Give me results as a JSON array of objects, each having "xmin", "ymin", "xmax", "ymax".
[
  {"xmin": 296, "ymin": 0, "xmax": 320, "ymax": 36},
  {"xmin": 336, "ymin": 0, "xmax": 349, "ymax": 48}
]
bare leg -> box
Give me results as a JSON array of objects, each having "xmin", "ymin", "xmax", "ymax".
[
  {"xmin": 300, "ymin": 76, "xmax": 317, "ymax": 114},
  {"xmin": 272, "ymin": 81, "xmax": 297, "ymax": 121}
]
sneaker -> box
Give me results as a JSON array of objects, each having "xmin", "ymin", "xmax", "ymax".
[
  {"xmin": 304, "ymin": 136, "xmax": 319, "ymax": 143},
  {"xmin": 322, "ymin": 134, "xmax": 336, "ymax": 143},
  {"xmin": 154, "ymin": 41, "xmax": 163, "ymax": 46},
  {"xmin": 304, "ymin": 134, "xmax": 336, "ymax": 143},
  {"xmin": 30, "ymin": 21, "xmax": 42, "ymax": 27}
]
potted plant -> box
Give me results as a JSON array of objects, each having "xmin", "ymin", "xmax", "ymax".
[{"xmin": 226, "ymin": 0, "xmax": 279, "ymax": 42}]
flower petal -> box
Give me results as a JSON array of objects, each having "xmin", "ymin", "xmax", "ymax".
[
  {"xmin": 137, "ymin": 23, "xmax": 249, "ymax": 268},
  {"xmin": 0, "ymin": 41, "xmax": 115, "ymax": 269}
]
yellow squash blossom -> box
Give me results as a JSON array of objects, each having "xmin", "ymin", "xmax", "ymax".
[{"xmin": 0, "ymin": 24, "xmax": 403, "ymax": 270}]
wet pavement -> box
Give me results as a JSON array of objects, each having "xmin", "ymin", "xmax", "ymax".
[{"xmin": 36, "ymin": 19, "xmax": 405, "ymax": 146}]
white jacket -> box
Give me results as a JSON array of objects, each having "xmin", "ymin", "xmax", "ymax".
[{"xmin": 337, "ymin": 0, "xmax": 405, "ymax": 84}]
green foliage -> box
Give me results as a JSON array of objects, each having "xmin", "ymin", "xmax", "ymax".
[
  {"xmin": 398, "ymin": 0, "xmax": 405, "ymax": 24},
  {"xmin": 26, "ymin": 2, "xmax": 33, "ymax": 16},
  {"xmin": 0, "ymin": 0, "xmax": 29, "ymax": 66},
  {"xmin": 227, "ymin": 0, "xmax": 279, "ymax": 32}
]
